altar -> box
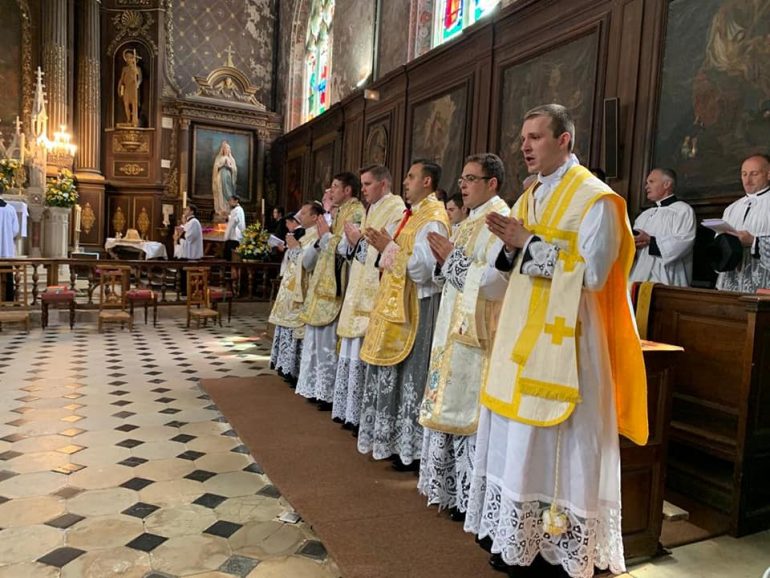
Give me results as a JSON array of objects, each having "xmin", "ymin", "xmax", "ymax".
[{"xmin": 105, "ymin": 237, "xmax": 167, "ymax": 260}]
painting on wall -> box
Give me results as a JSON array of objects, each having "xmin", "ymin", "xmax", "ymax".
[
  {"xmin": 497, "ymin": 31, "xmax": 599, "ymax": 202},
  {"xmin": 0, "ymin": 0, "xmax": 22, "ymax": 129},
  {"xmin": 653, "ymin": 0, "xmax": 770, "ymax": 199},
  {"xmin": 311, "ymin": 141, "xmax": 335, "ymax": 201},
  {"xmin": 191, "ymin": 125, "xmax": 254, "ymax": 213},
  {"xmin": 410, "ymin": 85, "xmax": 469, "ymax": 196},
  {"xmin": 285, "ymin": 154, "xmax": 305, "ymax": 212},
  {"xmin": 364, "ymin": 123, "xmax": 389, "ymax": 167}
]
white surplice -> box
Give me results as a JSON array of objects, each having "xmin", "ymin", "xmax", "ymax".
[
  {"xmin": 0, "ymin": 203, "xmax": 20, "ymax": 258},
  {"xmin": 716, "ymin": 188, "xmax": 770, "ymax": 292},
  {"xmin": 176, "ymin": 217, "xmax": 203, "ymax": 260},
  {"xmin": 629, "ymin": 196, "xmax": 695, "ymax": 286},
  {"xmin": 464, "ymin": 156, "xmax": 627, "ymax": 578}
]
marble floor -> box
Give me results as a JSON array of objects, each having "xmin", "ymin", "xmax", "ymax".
[
  {"xmin": 0, "ymin": 307, "xmax": 341, "ymax": 578},
  {"xmin": 0, "ymin": 305, "xmax": 768, "ymax": 578}
]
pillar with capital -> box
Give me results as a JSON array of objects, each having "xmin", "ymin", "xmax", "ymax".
[{"xmin": 42, "ymin": 0, "xmax": 69, "ymax": 139}]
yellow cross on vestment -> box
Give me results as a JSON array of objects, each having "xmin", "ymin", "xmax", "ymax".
[{"xmin": 544, "ymin": 316, "xmax": 576, "ymax": 345}]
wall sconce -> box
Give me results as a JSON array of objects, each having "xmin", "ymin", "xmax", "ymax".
[{"xmin": 364, "ymin": 89, "xmax": 380, "ymax": 101}]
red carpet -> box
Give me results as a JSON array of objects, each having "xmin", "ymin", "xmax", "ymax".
[{"xmin": 201, "ymin": 375, "xmax": 500, "ymax": 578}]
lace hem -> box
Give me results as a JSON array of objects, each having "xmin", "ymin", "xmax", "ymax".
[
  {"xmin": 520, "ymin": 237, "xmax": 559, "ymax": 278},
  {"xmin": 332, "ymin": 356, "xmax": 367, "ymax": 425},
  {"xmin": 270, "ymin": 327, "xmax": 302, "ymax": 378},
  {"xmin": 464, "ymin": 476, "xmax": 625, "ymax": 578},
  {"xmin": 418, "ymin": 431, "xmax": 475, "ymax": 512}
]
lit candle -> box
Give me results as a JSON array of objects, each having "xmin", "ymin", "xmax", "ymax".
[
  {"xmin": 182, "ymin": 190, "xmax": 187, "ymax": 209},
  {"xmin": 261, "ymin": 197, "xmax": 265, "ymax": 217},
  {"xmin": 19, "ymin": 133, "xmax": 25, "ymax": 164},
  {"xmin": 74, "ymin": 204, "xmax": 82, "ymax": 232}
]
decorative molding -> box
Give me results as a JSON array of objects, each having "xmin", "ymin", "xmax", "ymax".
[
  {"xmin": 115, "ymin": 161, "xmax": 147, "ymax": 176},
  {"xmin": 188, "ymin": 65, "xmax": 267, "ymax": 111},
  {"xmin": 112, "ymin": 129, "xmax": 151, "ymax": 153},
  {"xmin": 136, "ymin": 206, "xmax": 150, "ymax": 237},
  {"xmin": 161, "ymin": 0, "xmax": 182, "ymax": 97},
  {"xmin": 107, "ymin": 10, "xmax": 158, "ymax": 57},
  {"xmin": 112, "ymin": 206, "xmax": 126, "ymax": 233},
  {"xmin": 162, "ymin": 115, "xmax": 178, "ymax": 198},
  {"xmin": 162, "ymin": 101, "xmax": 282, "ymax": 135},
  {"xmin": 78, "ymin": 56, "xmax": 101, "ymax": 115},
  {"xmin": 17, "ymin": 0, "xmax": 33, "ymax": 128},
  {"xmin": 81, "ymin": 202, "xmax": 96, "ymax": 235},
  {"xmin": 364, "ymin": 123, "xmax": 389, "ymax": 166}
]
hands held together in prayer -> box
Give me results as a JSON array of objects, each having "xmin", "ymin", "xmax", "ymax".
[
  {"xmin": 364, "ymin": 227, "xmax": 393, "ymax": 253},
  {"xmin": 286, "ymin": 233, "xmax": 299, "ymax": 250},
  {"xmin": 427, "ymin": 232, "xmax": 454, "ymax": 265},
  {"xmin": 486, "ymin": 212, "xmax": 532, "ymax": 252},
  {"xmin": 316, "ymin": 215, "xmax": 331, "ymax": 237},
  {"xmin": 344, "ymin": 222, "xmax": 362, "ymax": 245}
]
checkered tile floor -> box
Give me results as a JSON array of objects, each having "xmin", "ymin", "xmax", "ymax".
[{"xmin": 0, "ymin": 306, "xmax": 340, "ymax": 578}]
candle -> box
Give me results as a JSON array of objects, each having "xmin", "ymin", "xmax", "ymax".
[
  {"xmin": 74, "ymin": 204, "xmax": 82, "ymax": 232},
  {"xmin": 19, "ymin": 133, "xmax": 24, "ymax": 164},
  {"xmin": 261, "ymin": 197, "xmax": 265, "ymax": 216},
  {"xmin": 182, "ymin": 190, "xmax": 187, "ymax": 209}
]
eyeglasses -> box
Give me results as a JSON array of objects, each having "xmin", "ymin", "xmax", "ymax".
[{"xmin": 457, "ymin": 174, "xmax": 491, "ymax": 186}]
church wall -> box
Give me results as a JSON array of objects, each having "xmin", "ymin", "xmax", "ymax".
[
  {"xmin": 276, "ymin": 0, "xmax": 759, "ymax": 227},
  {"xmin": 166, "ymin": 0, "xmax": 275, "ymax": 110},
  {"xmin": 377, "ymin": 1, "xmax": 411, "ymax": 79},
  {"xmin": 330, "ymin": 0, "xmax": 376, "ymax": 104}
]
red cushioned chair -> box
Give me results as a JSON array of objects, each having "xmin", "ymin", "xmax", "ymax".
[
  {"xmin": 41, "ymin": 285, "xmax": 76, "ymax": 330},
  {"xmin": 127, "ymin": 287, "xmax": 158, "ymax": 326},
  {"xmin": 208, "ymin": 286, "xmax": 233, "ymax": 324}
]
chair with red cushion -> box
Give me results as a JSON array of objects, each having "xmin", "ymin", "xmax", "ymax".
[
  {"xmin": 127, "ymin": 287, "xmax": 158, "ymax": 326},
  {"xmin": 41, "ymin": 285, "xmax": 76, "ymax": 330},
  {"xmin": 208, "ymin": 286, "xmax": 233, "ymax": 324}
]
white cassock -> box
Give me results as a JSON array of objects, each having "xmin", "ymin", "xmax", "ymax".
[
  {"xmin": 716, "ymin": 187, "xmax": 770, "ymax": 293},
  {"xmin": 176, "ymin": 217, "xmax": 203, "ymax": 260},
  {"xmin": 465, "ymin": 157, "xmax": 627, "ymax": 578},
  {"xmin": 0, "ymin": 203, "xmax": 20, "ymax": 258},
  {"xmin": 629, "ymin": 196, "xmax": 696, "ymax": 286}
]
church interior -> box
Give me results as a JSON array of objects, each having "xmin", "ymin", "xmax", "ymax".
[{"xmin": 0, "ymin": 0, "xmax": 769, "ymax": 577}]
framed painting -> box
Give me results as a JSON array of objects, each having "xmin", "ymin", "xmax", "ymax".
[
  {"xmin": 409, "ymin": 84, "xmax": 469, "ymax": 196},
  {"xmin": 0, "ymin": 0, "xmax": 22, "ymax": 130},
  {"xmin": 652, "ymin": 0, "xmax": 770, "ymax": 200},
  {"xmin": 497, "ymin": 31, "xmax": 599, "ymax": 201},
  {"xmin": 285, "ymin": 154, "xmax": 305, "ymax": 212},
  {"xmin": 310, "ymin": 141, "xmax": 335, "ymax": 201},
  {"xmin": 191, "ymin": 125, "xmax": 254, "ymax": 211}
]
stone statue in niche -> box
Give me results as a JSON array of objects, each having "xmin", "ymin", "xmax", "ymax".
[
  {"xmin": 212, "ymin": 140, "xmax": 238, "ymax": 215},
  {"xmin": 118, "ymin": 48, "xmax": 142, "ymax": 127}
]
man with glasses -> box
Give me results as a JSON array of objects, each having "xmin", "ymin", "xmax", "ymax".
[
  {"xmin": 358, "ymin": 159, "xmax": 450, "ymax": 471},
  {"xmin": 418, "ymin": 153, "xmax": 510, "ymax": 523}
]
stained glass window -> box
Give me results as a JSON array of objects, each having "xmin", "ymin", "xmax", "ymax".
[
  {"xmin": 304, "ymin": 0, "xmax": 335, "ymax": 123},
  {"xmin": 433, "ymin": 0, "xmax": 500, "ymax": 47}
]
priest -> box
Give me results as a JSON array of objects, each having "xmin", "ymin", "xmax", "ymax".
[
  {"xmin": 716, "ymin": 154, "xmax": 770, "ymax": 293},
  {"xmin": 629, "ymin": 168, "xmax": 696, "ymax": 286},
  {"xmin": 418, "ymin": 153, "xmax": 510, "ymax": 521},
  {"xmin": 332, "ymin": 165, "xmax": 405, "ymax": 430},
  {"xmin": 296, "ymin": 173, "xmax": 365, "ymax": 409},
  {"xmin": 269, "ymin": 202, "xmax": 322, "ymax": 385},
  {"xmin": 0, "ymin": 194, "xmax": 20, "ymax": 301},
  {"xmin": 465, "ymin": 104, "xmax": 648, "ymax": 578},
  {"xmin": 358, "ymin": 159, "xmax": 450, "ymax": 470}
]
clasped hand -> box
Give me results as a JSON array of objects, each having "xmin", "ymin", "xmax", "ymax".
[
  {"xmin": 486, "ymin": 212, "xmax": 532, "ymax": 251},
  {"xmin": 364, "ymin": 227, "xmax": 392, "ymax": 253},
  {"xmin": 427, "ymin": 232, "xmax": 454, "ymax": 264}
]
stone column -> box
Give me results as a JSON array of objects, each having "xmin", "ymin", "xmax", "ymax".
[
  {"xmin": 75, "ymin": 0, "xmax": 101, "ymax": 176},
  {"xmin": 73, "ymin": 0, "xmax": 105, "ymax": 251},
  {"xmin": 177, "ymin": 118, "xmax": 191, "ymax": 213},
  {"xmin": 256, "ymin": 132, "xmax": 266, "ymax": 224},
  {"xmin": 42, "ymin": 0, "xmax": 69, "ymax": 136}
]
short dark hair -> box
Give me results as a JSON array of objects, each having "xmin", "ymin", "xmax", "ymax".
[
  {"xmin": 332, "ymin": 172, "xmax": 361, "ymax": 197},
  {"xmin": 230, "ymin": 195, "xmax": 240, "ymax": 203},
  {"xmin": 187, "ymin": 204, "xmax": 197, "ymax": 215},
  {"xmin": 465, "ymin": 153, "xmax": 505, "ymax": 192},
  {"xmin": 359, "ymin": 164, "xmax": 392, "ymax": 186},
  {"xmin": 590, "ymin": 167, "xmax": 606, "ymax": 182},
  {"xmin": 275, "ymin": 206, "xmax": 285, "ymax": 216},
  {"xmin": 303, "ymin": 201, "xmax": 326, "ymax": 217},
  {"xmin": 656, "ymin": 168, "xmax": 677, "ymax": 190},
  {"xmin": 411, "ymin": 158, "xmax": 442, "ymax": 191},
  {"xmin": 447, "ymin": 193, "xmax": 464, "ymax": 208},
  {"xmin": 435, "ymin": 188, "xmax": 448, "ymax": 203},
  {"xmin": 524, "ymin": 103, "xmax": 576, "ymax": 152}
]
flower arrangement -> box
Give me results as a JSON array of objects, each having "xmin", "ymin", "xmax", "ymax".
[
  {"xmin": 0, "ymin": 158, "xmax": 23, "ymax": 192},
  {"xmin": 237, "ymin": 222, "xmax": 272, "ymax": 260},
  {"xmin": 45, "ymin": 168, "xmax": 79, "ymax": 207}
]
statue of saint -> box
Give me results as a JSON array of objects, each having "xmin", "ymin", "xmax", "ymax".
[
  {"xmin": 118, "ymin": 48, "xmax": 142, "ymax": 127},
  {"xmin": 212, "ymin": 140, "xmax": 238, "ymax": 214}
]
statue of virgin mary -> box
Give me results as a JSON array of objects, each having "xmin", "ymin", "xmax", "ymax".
[{"xmin": 212, "ymin": 140, "xmax": 237, "ymax": 214}]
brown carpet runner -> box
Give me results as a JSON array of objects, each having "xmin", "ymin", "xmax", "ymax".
[{"xmin": 201, "ymin": 375, "xmax": 500, "ymax": 578}]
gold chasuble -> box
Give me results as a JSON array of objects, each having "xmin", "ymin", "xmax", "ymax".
[
  {"xmin": 419, "ymin": 196, "xmax": 509, "ymax": 435},
  {"xmin": 337, "ymin": 193, "xmax": 405, "ymax": 339},
  {"xmin": 360, "ymin": 194, "xmax": 450, "ymax": 367},
  {"xmin": 268, "ymin": 226, "xmax": 319, "ymax": 330},
  {"xmin": 480, "ymin": 165, "xmax": 649, "ymax": 445},
  {"xmin": 301, "ymin": 198, "xmax": 365, "ymax": 327}
]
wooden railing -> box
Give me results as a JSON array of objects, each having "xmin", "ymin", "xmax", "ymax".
[{"xmin": 0, "ymin": 258, "xmax": 280, "ymax": 308}]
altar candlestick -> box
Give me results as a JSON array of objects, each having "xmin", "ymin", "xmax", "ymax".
[
  {"xmin": 19, "ymin": 133, "xmax": 25, "ymax": 164},
  {"xmin": 74, "ymin": 204, "xmax": 82, "ymax": 232},
  {"xmin": 182, "ymin": 190, "xmax": 187, "ymax": 209},
  {"xmin": 261, "ymin": 198, "xmax": 265, "ymax": 218}
]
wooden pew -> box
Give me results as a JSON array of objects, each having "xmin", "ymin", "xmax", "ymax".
[{"xmin": 642, "ymin": 286, "xmax": 770, "ymax": 537}]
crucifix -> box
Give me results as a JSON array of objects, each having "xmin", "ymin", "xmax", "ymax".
[{"xmin": 224, "ymin": 44, "xmax": 235, "ymax": 67}]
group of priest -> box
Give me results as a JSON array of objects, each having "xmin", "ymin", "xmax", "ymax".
[
  {"xmin": 629, "ymin": 153, "xmax": 770, "ymax": 292},
  {"xmin": 269, "ymin": 103, "xmax": 656, "ymax": 578}
]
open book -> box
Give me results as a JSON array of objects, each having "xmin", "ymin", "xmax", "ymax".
[
  {"xmin": 267, "ymin": 234, "xmax": 285, "ymax": 248},
  {"xmin": 701, "ymin": 219, "xmax": 736, "ymax": 234}
]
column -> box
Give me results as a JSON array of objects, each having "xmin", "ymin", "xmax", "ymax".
[
  {"xmin": 75, "ymin": 0, "xmax": 101, "ymax": 176},
  {"xmin": 42, "ymin": 0, "xmax": 69, "ymax": 136},
  {"xmin": 256, "ymin": 132, "xmax": 266, "ymax": 224}
]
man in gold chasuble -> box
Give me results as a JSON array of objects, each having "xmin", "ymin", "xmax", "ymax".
[
  {"xmin": 464, "ymin": 104, "xmax": 648, "ymax": 578},
  {"xmin": 295, "ymin": 173, "xmax": 365, "ymax": 409},
  {"xmin": 357, "ymin": 160, "xmax": 450, "ymax": 470},
  {"xmin": 331, "ymin": 165, "xmax": 405, "ymax": 430},
  {"xmin": 416, "ymin": 153, "xmax": 510, "ymax": 522},
  {"xmin": 269, "ymin": 203, "xmax": 323, "ymax": 385}
]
